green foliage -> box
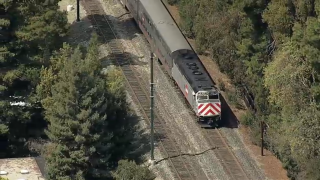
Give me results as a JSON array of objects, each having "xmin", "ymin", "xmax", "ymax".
[
  {"xmin": 262, "ymin": 0, "xmax": 294, "ymax": 43},
  {"xmin": 177, "ymin": 0, "xmax": 320, "ymax": 179},
  {"xmin": 264, "ymin": 41, "xmax": 312, "ymax": 114},
  {"xmin": 178, "ymin": 0, "xmax": 198, "ymax": 38},
  {"xmin": 167, "ymin": 0, "xmax": 179, "ymax": 5},
  {"xmin": 0, "ymin": 177, "xmax": 9, "ymax": 180},
  {"xmin": 0, "ymin": 0, "xmax": 69, "ymax": 157},
  {"xmin": 240, "ymin": 110, "xmax": 255, "ymax": 126},
  {"xmin": 42, "ymin": 34, "xmax": 133, "ymax": 180},
  {"xmin": 0, "ymin": 2, "xmax": 139, "ymax": 180},
  {"xmin": 112, "ymin": 160, "xmax": 155, "ymax": 180},
  {"xmin": 225, "ymin": 87, "xmax": 245, "ymax": 110},
  {"xmin": 0, "ymin": 100, "xmax": 32, "ymax": 157}
]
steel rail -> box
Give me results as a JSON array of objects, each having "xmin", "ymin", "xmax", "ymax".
[{"xmin": 81, "ymin": 0, "xmax": 196, "ymax": 179}]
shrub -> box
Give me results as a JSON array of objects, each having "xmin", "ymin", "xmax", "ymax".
[{"xmin": 112, "ymin": 159, "xmax": 155, "ymax": 180}]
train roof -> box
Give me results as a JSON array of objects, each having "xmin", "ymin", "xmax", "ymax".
[
  {"xmin": 172, "ymin": 50, "xmax": 218, "ymax": 93},
  {"xmin": 140, "ymin": 0, "xmax": 191, "ymax": 52}
]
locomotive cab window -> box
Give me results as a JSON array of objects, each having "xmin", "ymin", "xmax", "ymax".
[
  {"xmin": 209, "ymin": 94, "xmax": 219, "ymax": 99},
  {"xmin": 197, "ymin": 95, "xmax": 208, "ymax": 100}
]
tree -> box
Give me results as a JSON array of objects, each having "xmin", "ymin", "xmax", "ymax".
[
  {"xmin": 262, "ymin": 0, "xmax": 294, "ymax": 44},
  {"xmin": 0, "ymin": 0, "xmax": 69, "ymax": 157},
  {"xmin": 263, "ymin": 41, "xmax": 312, "ymax": 115},
  {"xmin": 112, "ymin": 160, "xmax": 155, "ymax": 180},
  {"xmin": 0, "ymin": 0, "xmax": 68, "ymax": 102},
  {"xmin": 178, "ymin": 0, "xmax": 198, "ymax": 38},
  {"xmin": 44, "ymin": 44, "xmax": 109, "ymax": 179},
  {"xmin": 42, "ymin": 34, "xmax": 133, "ymax": 180},
  {"xmin": 175, "ymin": 0, "xmax": 320, "ymax": 179},
  {"xmin": 0, "ymin": 99, "xmax": 33, "ymax": 157},
  {"xmin": 13, "ymin": 0, "xmax": 69, "ymax": 63},
  {"xmin": 36, "ymin": 43, "xmax": 74, "ymax": 102}
]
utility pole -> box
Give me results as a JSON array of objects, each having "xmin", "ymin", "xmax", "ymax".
[
  {"xmin": 76, "ymin": 0, "xmax": 80, "ymax": 22},
  {"xmin": 150, "ymin": 52, "xmax": 155, "ymax": 162},
  {"xmin": 261, "ymin": 120, "xmax": 264, "ymax": 156}
]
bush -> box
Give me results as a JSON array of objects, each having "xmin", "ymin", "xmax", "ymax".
[
  {"xmin": 112, "ymin": 159, "xmax": 155, "ymax": 180},
  {"xmin": 226, "ymin": 89, "xmax": 245, "ymax": 109},
  {"xmin": 240, "ymin": 110, "xmax": 255, "ymax": 126},
  {"xmin": 166, "ymin": 0, "xmax": 178, "ymax": 5},
  {"xmin": 217, "ymin": 78, "xmax": 226, "ymax": 92}
]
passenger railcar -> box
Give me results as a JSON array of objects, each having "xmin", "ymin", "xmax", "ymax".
[{"xmin": 120, "ymin": 0, "xmax": 221, "ymax": 127}]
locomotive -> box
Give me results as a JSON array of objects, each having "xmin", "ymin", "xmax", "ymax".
[{"xmin": 120, "ymin": 0, "xmax": 221, "ymax": 127}]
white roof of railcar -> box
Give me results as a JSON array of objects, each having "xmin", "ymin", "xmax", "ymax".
[{"xmin": 140, "ymin": 0, "xmax": 192, "ymax": 52}]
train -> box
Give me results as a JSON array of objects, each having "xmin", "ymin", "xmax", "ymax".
[{"xmin": 120, "ymin": 0, "xmax": 221, "ymax": 127}]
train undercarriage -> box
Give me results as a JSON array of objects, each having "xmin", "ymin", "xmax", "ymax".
[{"xmin": 197, "ymin": 115, "xmax": 221, "ymax": 128}]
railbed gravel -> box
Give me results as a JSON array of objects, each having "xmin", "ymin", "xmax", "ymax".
[
  {"xmin": 219, "ymin": 128, "xmax": 267, "ymax": 179},
  {"xmin": 92, "ymin": 0, "xmax": 266, "ymax": 179},
  {"xmin": 99, "ymin": 0, "xmax": 225, "ymax": 179}
]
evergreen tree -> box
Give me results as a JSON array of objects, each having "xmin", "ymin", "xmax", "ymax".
[
  {"xmin": 0, "ymin": 0, "xmax": 68, "ymax": 157},
  {"xmin": 42, "ymin": 34, "xmax": 133, "ymax": 180}
]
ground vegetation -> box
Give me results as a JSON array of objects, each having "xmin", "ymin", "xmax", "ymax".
[{"xmin": 168, "ymin": 0, "xmax": 320, "ymax": 179}]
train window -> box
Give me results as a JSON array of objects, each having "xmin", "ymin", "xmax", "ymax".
[
  {"xmin": 187, "ymin": 62, "xmax": 196, "ymax": 66},
  {"xmin": 195, "ymin": 77, "xmax": 207, "ymax": 81},
  {"xmin": 189, "ymin": 66, "xmax": 199, "ymax": 70},
  {"xmin": 193, "ymin": 71, "xmax": 202, "ymax": 75},
  {"xmin": 209, "ymin": 94, "xmax": 219, "ymax": 99},
  {"xmin": 184, "ymin": 54, "xmax": 192, "ymax": 59},
  {"xmin": 197, "ymin": 95, "xmax": 208, "ymax": 100}
]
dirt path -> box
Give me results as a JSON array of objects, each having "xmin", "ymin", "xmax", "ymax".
[{"xmin": 163, "ymin": 2, "xmax": 288, "ymax": 180}]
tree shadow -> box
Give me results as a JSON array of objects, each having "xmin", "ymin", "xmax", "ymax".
[
  {"xmin": 99, "ymin": 51, "xmax": 148, "ymax": 67},
  {"xmin": 125, "ymin": 115, "xmax": 173, "ymax": 164},
  {"xmin": 69, "ymin": 0, "xmax": 141, "ymax": 47},
  {"xmin": 123, "ymin": 113, "xmax": 151, "ymax": 163},
  {"xmin": 67, "ymin": 17, "xmax": 94, "ymax": 47},
  {"xmin": 87, "ymin": 14, "xmax": 141, "ymax": 42},
  {"xmin": 116, "ymin": 15, "xmax": 143, "ymax": 39}
]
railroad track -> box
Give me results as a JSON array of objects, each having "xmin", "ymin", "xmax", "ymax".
[
  {"xmin": 81, "ymin": 0, "xmax": 200, "ymax": 179},
  {"xmin": 203, "ymin": 129, "xmax": 250, "ymax": 180},
  {"xmin": 149, "ymin": 39, "xmax": 250, "ymax": 179},
  {"xmin": 156, "ymin": 57, "xmax": 251, "ymax": 180}
]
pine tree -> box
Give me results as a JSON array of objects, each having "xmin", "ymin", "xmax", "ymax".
[
  {"xmin": 43, "ymin": 34, "xmax": 132, "ymax": 180},
  {"xmin": 0, "ymin": 0, "xmax": 69, "ymax": 157},
  {"xmin": 13, "ymin": 0, "xmax": 69, "ymax": 63},
  {"xmin": 0, "ymin": 3, "xmax": 13, "ymax": 64}
]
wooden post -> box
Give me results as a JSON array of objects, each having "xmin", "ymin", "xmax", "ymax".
[{"xmin": 261, "ymin": 120, "xmax": 264, "ymax": 156}]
